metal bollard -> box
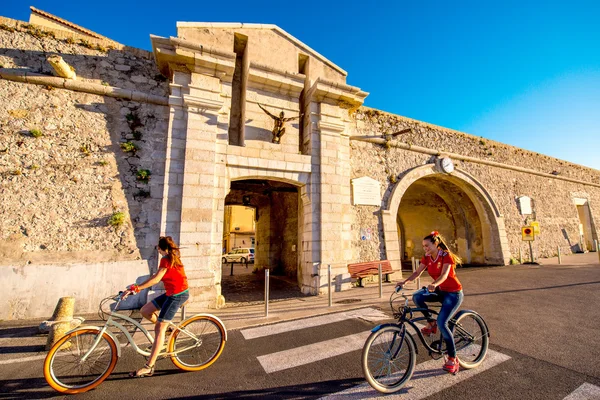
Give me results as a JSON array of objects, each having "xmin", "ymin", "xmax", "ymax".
[
  {"xmin": 180, "ymin": 306, "xmax": 186, "ymax": 322},
  {"xmin": 557, "ymin": 246, "xmax": 562, "ymax": 265},
  {"xmin": 328, "ymin": 264, "xmax": 332, "ymax": 307},
  {"xmin": 230, "ymin": 261, "xmax": 234, "ymax": 276},
  {"xmin": 265, "ymin": 269, "xmax": 270, "ymax": 317},
  {"xmin": 378, "ymin": 263, "xmax": 383, "ymax": 298},
  {"xmin": 529, "ymin": 242, "xmax": 535, "ymax": 263}
]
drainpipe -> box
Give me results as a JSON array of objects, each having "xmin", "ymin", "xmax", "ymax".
[{"xmin": 0, "ymin": 68, "xmax": 169, "ymax": 106}]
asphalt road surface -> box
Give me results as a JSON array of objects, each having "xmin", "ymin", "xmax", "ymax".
[{"xmin": 1, "ymin": 263, "xmax": 599, "ymax": 399}]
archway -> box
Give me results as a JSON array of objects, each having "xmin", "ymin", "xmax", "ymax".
[
  {"xmin": 222, "ymin": 178, "xmax": 305, "ymax": 303},
  {"xmin": 382, "ymin": 165, "xmax": 509, "ymax": 270}
]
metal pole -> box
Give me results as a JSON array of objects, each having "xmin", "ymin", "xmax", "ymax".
[
  {"xmin": 529, "ymin": 241, "xmax": 535, "ymax": 263},
  {"xmin": 264, "ymin": 269, "xmax": 269, "ymax": 317},
  {"xmin": 378, "ymin": 263, "xmax": 383, "ymax": 298},
  {"xmin": 519, "ymin": 247, "xmax": 523, "ymax": 264},
  {"xmin": 328, "ymin": 264, "xmax": 332, "ymax": 307},
  {"xmin": 230, "ymin": 261, "xmax": 234, "ymax": 276},
  {"xmin": 180, "ymin": 306, "xmax": 186, "ymax": 322},
  {"xmin": 596, "ymin": 240, "xmax": 600, "ymax": 263},
  {"xmin": 557, "ymin": 246, "xmax": 561, "ymax": 264}
]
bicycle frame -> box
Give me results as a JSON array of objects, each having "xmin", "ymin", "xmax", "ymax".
[
  {"xmin": 381, "ymin": 292, "xmax": 468, "ymax": 356},
  {"xmin": 73, "ymin": 296, "xmax": 202, "ymax": 361}
]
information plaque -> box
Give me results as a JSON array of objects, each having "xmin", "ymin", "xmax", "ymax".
[{"xmin": 351, "ymin": 176, "xmax": 381, "ymax": 206}]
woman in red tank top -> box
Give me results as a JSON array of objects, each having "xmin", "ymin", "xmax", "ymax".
[
  {"xmin": 396, "ymin": 231, "xmax": 464, "ymax": 374},
  {"xmin": 123, "ymin": 236, "xmax": 189, "ymax": 378}
]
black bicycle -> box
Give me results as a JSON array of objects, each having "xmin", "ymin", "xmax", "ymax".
[{"xmin": 362, "ymin": 287, "xmax": 490, "ymax": 394}]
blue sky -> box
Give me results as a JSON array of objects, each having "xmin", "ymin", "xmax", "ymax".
[{"xmin": 4, "ymin": 1, "xmax": 600, "ymax": 170}]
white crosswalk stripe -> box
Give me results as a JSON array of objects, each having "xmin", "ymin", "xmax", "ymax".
[
  {"xmin": 257, "ymin": 331, "xmax": 371, "ymax": 374},
  {"xmin": 241, "ymin": 307, "xmax": 388, "ymax": 340},
  {"xmin": 320, "ymin": 349, "xmax": 511, "ymax": 399},
  {"xmin": 563, "ymin": 383, "xmax": 600, "ymax": 400}
]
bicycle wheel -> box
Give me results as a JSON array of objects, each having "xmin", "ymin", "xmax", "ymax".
[
  {"xmin": 453, "ymin": 312, "xmax": 489, "ymax": 368},
  {"xmin": 169, "ymin": 315, "xmax": 226, "ymax": 371},
  {"xmin": 43, "ymin": 328, "xmax": 118, "ymax": 394},
  {"xmin": 362, "ymin": 325, "xmax": 416, "ymax": 394}
]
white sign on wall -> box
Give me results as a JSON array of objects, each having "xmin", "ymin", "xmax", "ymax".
[
  {"xmin": 352, "ymin": 177, "xmax": 381, "ymax": 206},
  {"xmin": 517, "ymin": 196, "xmax": 532, "ymax": 215}
]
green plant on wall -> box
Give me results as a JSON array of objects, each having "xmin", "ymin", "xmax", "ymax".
[
  {"xmin": 108, "ymin": 211, "xmax": 125, "ymax": 228},
  {"xmin": 80, "ymin": 144, "xmax": 92, "ymax": 156},
  {"xmin": 120, "ymin": 141, "xmax": 138, "ymax": 154},
  {"xmin": 29, "ymin": 129, "xmax": 43, "ymax": 138},
  {"xmin": 136, "ymin": 169, "xmax": 151, "ymax": 183},
  {"xmin": 126, "ymin": 112, "xmax": 143, "ymax": 130}
]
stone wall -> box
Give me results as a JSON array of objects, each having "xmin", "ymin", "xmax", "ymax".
[
  {"xmin": 0, "ymin": 18, "xmax": 169, "ymax": 266},
  {"xmin": 0, "ymin": 17, "xmax": 170, "ymax": 318},
  {"xmin": 349, "ymin": 108, "xmax": 600, "ymax": 261}
]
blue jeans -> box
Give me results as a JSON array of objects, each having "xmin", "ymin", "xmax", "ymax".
[{"xmin": 413, "ymin": 288, "xmax": 464, "ymax": 357}]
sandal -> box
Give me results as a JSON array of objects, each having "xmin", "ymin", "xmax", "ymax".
[
  {"xmin": 443, "ymin": 356, "xmax": 459, "ymax": 374},
  {"xmin": 421, "ymin": 322, "xmax": 438, "ymax": 336},
  {"xmin": 129, "ymin": 363, "xmax": 155, "ymax": 378}
]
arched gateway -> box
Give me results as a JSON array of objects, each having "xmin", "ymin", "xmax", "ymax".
[{"xmin": 381, "ymin": 164, "xmax": 510, "ymax": 269}]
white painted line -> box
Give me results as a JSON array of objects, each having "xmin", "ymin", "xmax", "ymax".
[
  {"xmin": 563, "ymin": 383, "xmax": 600, "ymax": 400},
  {"xmin": 0, "ymin": 339, "xmax": 147, "ymax": 365},
  {"xmin": 320, "ymin": 349, "xmax": 511, "ymax": 399},
  {"xmin": 241, "ymin": 307, "xmax": 388, "ymax": 340},
  {"xmin": 0, "ymin": 354, "xmax": 47, "ymax": 365},
  {"xmin": 257, "ymin": 331, "xmax": 371, "ymax": 373}
]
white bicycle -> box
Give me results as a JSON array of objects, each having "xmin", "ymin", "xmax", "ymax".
[{"xmin": 43, "ymin": 292, "xmax": 227, "ymax": 394}]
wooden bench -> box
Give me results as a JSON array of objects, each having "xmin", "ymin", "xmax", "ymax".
[{"xmin": 347, "ymin": 260, "xmax": 394, "ymax": 287}]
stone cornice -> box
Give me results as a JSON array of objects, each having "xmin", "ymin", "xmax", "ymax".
[
  {"xmin": 308, "ymin": 78, "xmax": 368, "ymax": 106},
  {"xmin": 318, "ymin": 120, "xmax": 345, "ymax": 133},
  {"xmin": 182, "ymin": 94, "xmax": 223, "ymax": 110},
  {"xmin": 247, "ymin": 65, "xmax": 305, "ymax": 96},
  {"xmin": 151, "ymin": 35, "xmax": 235, "ymax": 79}
]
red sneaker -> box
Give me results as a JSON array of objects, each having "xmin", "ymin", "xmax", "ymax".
[
  {"xmin": 443, "ymin": 356, "xmax": 459, "ymax": 374},
  {"xmin": 421, "ymin": 322, "xmax": 438, "ymax": 336}
]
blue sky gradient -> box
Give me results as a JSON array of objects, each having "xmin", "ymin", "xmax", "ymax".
[{"xmin": 4, "ymin": 1, "xmax": 599, "ymax": 169}]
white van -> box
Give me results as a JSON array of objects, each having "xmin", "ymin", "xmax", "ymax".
[{"xmin": 222, "ymin": 248, "xmax": 255, "ymax": 264}]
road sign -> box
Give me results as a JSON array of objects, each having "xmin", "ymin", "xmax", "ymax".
[
  {"xmin": 530, "ymin": 221, "xmax": 540, "ymax": 235},
  {"xmin": 522, "ymin": 226, "xmax": 535, "ymax": 241}
]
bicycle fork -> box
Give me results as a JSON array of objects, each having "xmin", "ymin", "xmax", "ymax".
[
  {"xmin": 388, "ymin": 326, "xmax": 407, "ymax": 362},
  {"xmin": 80, "ymin": 327, "xmax": 109, "ymax": 362}
]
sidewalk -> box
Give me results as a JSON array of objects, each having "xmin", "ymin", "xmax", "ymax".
[
  {"xmin": 537, "ymin": 251, "xmax": 600, "ymax": 266},
  {"xmin": 0, "ymin": 278, "xmax": 430, "ymax": 365}
]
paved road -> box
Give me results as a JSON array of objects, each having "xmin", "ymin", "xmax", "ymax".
[{"xmin": 1, "ymin": 263, "xmax": 599, "ymax": 399}]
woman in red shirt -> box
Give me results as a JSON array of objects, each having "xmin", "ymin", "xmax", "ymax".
[
  {"xmin": 124, "ymin": 236, "xmax": 189, "ymax": 378},
  {"xmin": 397, "ymin": 231, "xmax": 463, "ymax": 374}
]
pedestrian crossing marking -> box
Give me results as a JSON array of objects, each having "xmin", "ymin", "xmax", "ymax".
[
  {"xmin": 257, "ymin": 331, "xmax": 371, "ymax": 373},
  {"xmin": 320, "ymin": 349, "xmax": 511, "ymax": 399},
  {"xmin": 241, "ymin": 307, "xmax": 388, "ymax": 340},
  {"xmin": 563, "ymin": 383, "xmax": 600, "ymax": 400}
]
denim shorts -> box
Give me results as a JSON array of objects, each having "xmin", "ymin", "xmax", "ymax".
[{"xmin": 151, "ymin": 290, "xmax": 189, "ymax": 322}]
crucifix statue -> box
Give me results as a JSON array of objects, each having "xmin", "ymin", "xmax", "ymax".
[{"xmin": 258, "ymin": 103, "xmax": 302, "ymax": 144}]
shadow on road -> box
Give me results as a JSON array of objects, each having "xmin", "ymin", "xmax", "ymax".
[{"xmin": 468, "ymin": 280, "xmax": 600, "ymax": 297}]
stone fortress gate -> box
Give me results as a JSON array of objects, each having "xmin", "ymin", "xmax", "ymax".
[{"xmin": 1, "ymin": 12, "xmax": 599, "ymax": 319}]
